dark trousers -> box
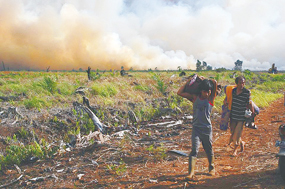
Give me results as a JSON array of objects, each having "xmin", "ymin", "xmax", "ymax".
[{"xmin": 190, "ymin": 126, "xmax": 213, "ymax": 158}]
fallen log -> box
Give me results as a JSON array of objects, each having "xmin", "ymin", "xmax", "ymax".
[
  {"xmin": 147, "ymin": 120, "xmax": 183, "ymax": 128},
  {"xmin": 73, "ymin": 101, "xmax": 106, "ymax": 134},
  {"xmin": 83, "ymin": 106, "xmax": 105, "ymax": 134},
  {"xmin": 167, "ymin": 150, "xmax": 188, "ymax": 157}
]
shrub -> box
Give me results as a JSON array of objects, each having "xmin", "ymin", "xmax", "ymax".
[
  {"xmin": 251, "ymin": 90, "xmax": 282, "ymax": 108},
  {"xmin": 153, "ymin": 73, "xmax": 168, "ymax": 94},
  {"xmin": 256, "ymin": 81, "xmax": 285, "ymax": 93},
  {"xmin": 146, "ymin": 144, "xmax": 167, "ymax": 161},
  {"xmin": 135, "ymin": 105, "xmax": 159, "ymax": 121},
  {"xmin": 40, "ymin": 76, "xmax": 57, "ymax": 94},
  {"xmin": 215, "ymin": 73, "xmax": 221, "ymax": 82},
  {"xmin": 0, "ymin": 140, "xmax": 54, "ymax": 171},
  {"xmin": 272, "ymin": 74, "xmax": 285, "ymax": 82},
  {"xmin": 90, "ymin": 83, "xmax": 118, "ymax": 97},
  {"xmin": 133, "ymin": 84, "xmax": 150, "ymax": 92},
  {"xmin": 57, "ymin": 82, "xmax": 77, "ymax": 95},
  {"xmin": 107, "ymin": 159, "xmax": 127, "ymax": 175},
  {"xmin": 23, "ymin": 96, "xmax": 49, "ymax": 109}
]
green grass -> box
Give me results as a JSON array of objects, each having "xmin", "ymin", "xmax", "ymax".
[
  {"xmin": 135, "ymin": 104, "xmax": 159, "ymax": 121},
  {"xmin": 90, "ymin": 82, "xmax": 118, "ymax": 97},
  {"xmin": 0, "ymin": 70, "xmax": 283, "ymax": 114},
  {"xmin": 23, "ymin": 96, "xmax": 50, "ymax": 109},
  {"xmin": 0, "ymin": 70, "xmax": 284, "ymax": 172},
  {"xmin": 255, "ymin": 81, "xmax": 285, "ymax": 93},
  {"xmin": 133, "ymin": 84, "xmax": 150, "ymax": 92},
  {"xmin": 152, "ymin": 73, "xmax": 168, "ymax": 94},
  {"xmin": 0, "ymin": 138, "xmax": 55, "ymax": 171},
  {"xmin": 39, "ymin": 76, "xmax": 58, "ymax": 94},
  {"xmin": 251, "ymin": 90, "xmax": 283, "ymax": 108}
]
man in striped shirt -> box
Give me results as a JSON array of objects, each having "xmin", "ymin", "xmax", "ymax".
[{"xmin": 229, "ymin": 76, "xmax": 253, "ymax": 156}]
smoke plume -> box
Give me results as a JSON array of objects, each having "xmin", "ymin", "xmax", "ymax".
[{"xmin": 0, "ymin": 0, "xmax": 284, "ymax": 71}]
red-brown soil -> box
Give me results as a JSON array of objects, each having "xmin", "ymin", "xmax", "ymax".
[{"xmin": 0, "ymin": 98, "xmax": 284, "ymax": 188}]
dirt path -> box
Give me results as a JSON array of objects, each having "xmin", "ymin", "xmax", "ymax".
[
  {"xmin": 183, "ymin": 98, "xmax": 285, "ymax": 188},
  {"xmin": 0, "ymin": 98, "xmax": 284, "ymax": 188},
  {"xmin": 146, "ymin": 98, "xmax": 285, "ymax": 189}
]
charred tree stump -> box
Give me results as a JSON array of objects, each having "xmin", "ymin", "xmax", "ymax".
[
  {"xmin": 2, "ymin": 61, "xmax": 5, "ymax": 71},
  {"xmin": 86, "ymin": 66, "xmax": 91, "ymax": 80},
  {"xmin": 73, "ymin": 100, "xmax": 106, "ymax": 134}
]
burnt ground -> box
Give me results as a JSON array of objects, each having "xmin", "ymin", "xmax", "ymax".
[{"xmin": 0, "ymin": 98, "xmax": 285, "ymax": 189}]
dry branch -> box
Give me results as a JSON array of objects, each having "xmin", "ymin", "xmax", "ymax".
[
  {"xmin": 0, "ymin": 165, "xmax": 23, "ymax": 188},
  {"xmin": 76, "ymin": 131, "xmax": 107, "ymax": 148},
  {"xmin": 0, "ymin": 175, "xmax": 23, "ymax": 188},
  {"xmin": 73, "ymin": 101, "xmax": 106, "ymax": 134}
]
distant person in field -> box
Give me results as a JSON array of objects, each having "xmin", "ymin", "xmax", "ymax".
[
  {"xmin": 226, "ymin": 76, "xmax": 253, "ymax": 156},
  {"xmin": 177, "ymin": 78, "xmax": 218, "ymax": 180}
]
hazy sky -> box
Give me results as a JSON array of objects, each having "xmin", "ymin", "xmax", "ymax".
[{"xmin": 0, "ymin": 0, "xmax": 284, "ymax": 71}]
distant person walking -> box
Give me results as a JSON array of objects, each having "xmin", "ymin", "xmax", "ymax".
[
  {"xmin": 226, "ymin": 76, "xmax": 253, "ymax": 156},
  {"xmin": 177, "ymin": 77, "xmax": 218, "ymax": 179}
]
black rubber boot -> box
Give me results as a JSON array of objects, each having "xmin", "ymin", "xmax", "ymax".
[
  {"xmin": 186, "ymin": 156, "xmax": 197, "ymax": 180},
  {"xmin": 208, "ymin": 155, "xmax": 215, "ymax": 176}
]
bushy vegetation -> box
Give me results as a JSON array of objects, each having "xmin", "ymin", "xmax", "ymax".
[
  {"xmin": 23, "ymin": 96, "xmax": 50, "ymax": 109},
  {"xmin": 0, "ymin": 136, "xmax": 55, "ymax": 171},
  {"xmin": 106, "ymin": 158, "xmax": 127, "ymax": 175},
  {"xmin": 146, "ymin": 144, "xmax": 167, "ymax": 161},
  {"xmin": 152, "ymin": 73, "xmax": 168, "ymax": 94},
  {"xmin": 0, "ymin": 70, "xmax": 283, "ymax": 113},
  {"xmin": 40, "ymin": 76, "xmax": 58, "ymax": 94},
  {"xmin": 90, "ymin": 82, "xmax": 118, "ymax": 97}
]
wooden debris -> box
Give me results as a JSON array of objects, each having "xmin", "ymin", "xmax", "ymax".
[
  {"xmin": 76, "ymin": 131, "xmax": 106, "ymax": 148},
  {"xmin": 29, "ymin": 177, "xmax": 45, "ymax": 183},
  {"xmin": 14, "ymin": 164, "xmax": 21, "ymax": 174},
  {"xmin": 128, "ymin": 110, "xmax": 139, "ymax": 123},
  {"xmin": 147, "ymin": 120, "xmax": 183, "ymax": 128},
  {"xmin": 0, "ymin": 165, "xmax": 23, "ymax": 188},
  {"xmin": 0, "ymin": 175, "xmax": 23, "ymax": 188},
  {"xmin": 73, "ymin": 101, "xmax": 106, "ymax": 134},
  {"xmin": 77, "ymin": 174, "xmax": 85, "ymax": 180},
  {"xmin": 86, "ymin": 66, "xmax": 92, "ymax": 80},
  {"xmin": 168, "ymin": 150, "xmax": 188, "ymax": 157}
]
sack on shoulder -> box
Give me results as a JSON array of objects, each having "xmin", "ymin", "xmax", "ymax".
[{"xmin": 184, "ymin": 74, "xmax": 203, "ymax": 94}]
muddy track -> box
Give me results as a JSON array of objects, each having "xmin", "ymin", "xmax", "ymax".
[{"xmin": 0, "ymin": 98, "xmax": 284, "ymax": 188}]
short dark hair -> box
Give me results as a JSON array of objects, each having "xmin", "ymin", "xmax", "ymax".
[
  {"xmin": 199, "ymin": 79, "xmax": 213, "ymax": 92},
  {"xmin": 235, "ymin": 76, "xmax": 246, "ymax": 84}
]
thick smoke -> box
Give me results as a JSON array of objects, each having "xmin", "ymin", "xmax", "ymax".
[{"xmin": 0, "ymin": 0, "xmax": 284, "ymax": 71}]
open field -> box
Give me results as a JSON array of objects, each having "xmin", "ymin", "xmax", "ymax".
[{"xmin": 0, "ymin": 70, "xmax": 284, "ymax": 188}]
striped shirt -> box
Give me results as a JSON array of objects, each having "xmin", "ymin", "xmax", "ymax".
[{"xmin": 230, "ymin": 88, "xmax": 250, "ymax": 121}]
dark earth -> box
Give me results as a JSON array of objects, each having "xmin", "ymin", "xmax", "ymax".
[{"xmin": 0, "ymin": 98, "xmax": 284, "ymax": 189}]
